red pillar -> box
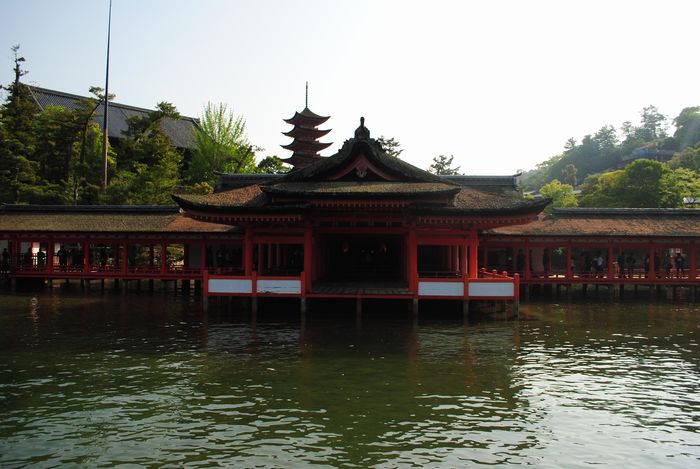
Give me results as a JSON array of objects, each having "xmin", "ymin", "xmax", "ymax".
[
  {"xmin": 304, "ymin": 223, "xmax": 313, "ymax": 293},
  {"xmin": 83, "ymin": 241, "xmax": 90, "ymax": 273},
  {"xmin": 200, "ymin": 240, "xmax": 207, "ymax": 274},
  {"xmin": 647, "ymin": 245, "xmax": 655, "ymax": 280},
  {"xmin": 690, "ymin": 245, "xmax": 697, "ymax": 280},
  {"xmin": 160, "ymin": 242, "xmax": 167, "ymax": 275},
  {"xmin": 407, "ymin": 229, "xmax": 417, "ymax": 291},
  {"xmin": 47, "ymin": 241, "xmax": 54, "ymax": 274},
  {"xmin": 121, "ymin": 243, "xmax": 128, "ymax": 275},
  {"xmin": 565, "ymin": 242, "xmax": 572, "ymax": 280},
  {"xmin": 461, "ymin": 241, "xmax": 468, "ymax": 280},
  {"xmin": 244, "ymin": 228, "xmax": 253, "ymax": 277},
  {"xmin": 468, "ymin": 231, "xmax": 479, "ymax": 278}
]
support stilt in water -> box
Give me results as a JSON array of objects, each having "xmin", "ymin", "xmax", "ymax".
[
  {"xmin": 462, "ymin": 300, "xmax": 470, "ymax": 319},
  {"xmin": 412, "ymin": 298, "xmax": 419, "ymax": 315},
  {"xmin": 251, "ymin": 297, "xmax": 258, "ymax": 315},
  {"xmin": 355, "ymin": 297, "xmax": 362, "ymax": 316},
  {"xmin": 202, "ymin": 294, "xmax": 209, "ymax": 312},
  {"xmin": 300, "ymin": 297, "xmax": 307, "ymax": 314}
]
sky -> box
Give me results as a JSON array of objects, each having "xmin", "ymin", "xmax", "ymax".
[{"xmin": 1, "ymin": 0, "xmax": 699, "ymax": 175}]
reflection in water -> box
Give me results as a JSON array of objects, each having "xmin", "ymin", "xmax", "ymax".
[{"xmin": 1, "ymin": 292, "xmax": 699, "ymax": 467}]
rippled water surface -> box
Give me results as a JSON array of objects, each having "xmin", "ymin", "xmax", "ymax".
[{"xmin": 1, "ymin": 292, "xmax": 700, "ymax": 468}]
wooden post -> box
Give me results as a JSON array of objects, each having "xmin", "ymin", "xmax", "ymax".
[
  {"xmin": 304, "ymin": 223, "xmax": 313, "ymax": 293},
  {"xmin": 244, "ymin": 227, "xmax": 253, "ymax": 277},
  {"xmin": 468, "ymin": 230, "xmax": 479, "ymax": 279},
  {"xmin": 47, "ymin": 241, "xmax": 54, "ymax": 274},
  {"xmin": 648, "ymin": 246, "xmax": 656, "ymax": 281},
  {"xmin": 121, "ymin": 242, "xmax": 128, "ymax": 276},
  {"xmin": 160, "ymin": 242, "xmax": 167, "ymax": 275},
  {"xmin": 524, "ymin": 239, "xmax": 531, "ymax": 281},
  {"xmin": 407, "ymin": 228, "xmax": 417, "ymax": 292},
  {"xmin": 200, "ymin": 240, "xmax": 207, "ymax": 275},
  {"xmin": 83, "ymin": 241, "xmax": 90, "ymax": 273},
  {"xmin": 691, "ymin": 244, "xmax": 697, "ymax": 280}
]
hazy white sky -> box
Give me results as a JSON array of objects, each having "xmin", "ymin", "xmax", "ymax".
[{"xmin": 1, "ymin": 0, "xmax": 698, "ymax": 174}]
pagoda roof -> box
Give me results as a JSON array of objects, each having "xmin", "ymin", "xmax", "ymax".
[
  {"xmin": 283, "ymin": 126, "xmax": 331, "ymax": 139},
  {"xmin": 280, "ymin": 140, "xmax": 333, "ymax": 153},
  {"xmin": 284, "ymin": 107, "xmax": 330, "ymax": 126},
  {"xmin": 487, "ymin": 208, "xmax": 700, "ymax": 237}
]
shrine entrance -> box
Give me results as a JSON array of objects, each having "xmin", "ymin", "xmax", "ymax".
[{"xmin": 317, "ymin": 234, "xmax": 406, "ymax": 284}]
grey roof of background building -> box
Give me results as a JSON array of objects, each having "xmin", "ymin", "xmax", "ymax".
[{"xmin": 27, "ymin": 85, "xmax": 199, "ymax": 149}]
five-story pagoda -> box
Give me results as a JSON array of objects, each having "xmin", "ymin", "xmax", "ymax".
[{"xmin": 281, "ymin": 84, "xmax": 332, "ymax": 170}]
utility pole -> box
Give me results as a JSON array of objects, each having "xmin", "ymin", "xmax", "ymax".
[{"xmin": 102, "ymin": 0, "xmax": 113, "ymax": 191}]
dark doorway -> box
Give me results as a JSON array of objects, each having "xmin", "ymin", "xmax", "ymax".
[{"xmin": 320, "ymin": 234, "xmax": 405, "ymax": 283}]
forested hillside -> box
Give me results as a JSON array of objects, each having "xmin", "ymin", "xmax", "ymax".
[{"xmin": 520, "ymin": 104, "xmax": 700, "ymax": 209}]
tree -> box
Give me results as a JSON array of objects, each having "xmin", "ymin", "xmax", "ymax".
[
  {"xmin": 428, "ymin": 154, "xmax": 461, "ymax": 175},
  {"xmin": 635, "ymin": 105, "xmax": 668, "ymax": 141},
  {"xmin": 563, "ymin": 137, "xmax": 577, "ymax": 151},
  {"xmin": 660, "ymin": 167, "xmax": 700, "ymax": 207},
  {"xmin": 0, "ymin": 45, "xmax": 39, "ymax": 203},
  {"xmin": 561, "ymin": 163, "xmax": 578, "ymax": 187},
  {"xmin": 186, "ymin": 102, "xmax": 255, "ymax": 185},
  {"xmin": 578, "ymin": 171, "xmax": 625, "ymax": 207},
  {"xmin": 673, "ymin": 106, "xmax": 700, "ymax": 150},
  {"xmin": 378, "ymin": 136, "xmax": 403, "ymax": 158},
  {"xmin": 105, "ymin": 102, "xmax": 183, "ymax": 204},
  {"xmin": 539, "ymin": 179, "xmax": 577, "ymax": 213},
  {"xmin": 619, "ymin": 159, "xmax": 670, "ymax": 207},
  {"xmin": 669, "ymin": 144, "xmax": 700, "ymax": 172},
  {"xmin": 256, "ymin": 156, "xmax": 289, "ymax": 174}
]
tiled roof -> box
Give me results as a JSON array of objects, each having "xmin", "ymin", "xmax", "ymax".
[
  {"xmin": 410, "ymin": 186, "xmax": 551, "ymax": 215},
  {"xmin": 0, "ymin": 205, "xmax": 236, "ymax": 233},
  {"xmin": 27, "ymin": 85, "xmax": 199, "ymax": 149},
  {"xmin": 488, "ymin": 208, "xmax": 700, "ymax": 237},
  {"xmin": 262, "ymin": 181, "xmax": 460, "ymax": 198}
]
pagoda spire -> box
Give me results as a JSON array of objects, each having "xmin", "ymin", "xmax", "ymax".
[{"xmin": 281, "ymin": 84, "xmax": 331, "ymax": 170}]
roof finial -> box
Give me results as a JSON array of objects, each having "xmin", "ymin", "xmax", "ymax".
[
  {"xmin": 354, "ymin": 116, "xmax": 370, "ymax": 140},
  {"xmin": 305, "ymin": 81, "xmax": 308, "ymax": 108}
]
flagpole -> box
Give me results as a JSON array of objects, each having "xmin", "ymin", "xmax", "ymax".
[{"xmin": 102, "ymin": 0, "xmax": 112, "ymax": 191}]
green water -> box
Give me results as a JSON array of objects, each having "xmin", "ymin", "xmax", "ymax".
[{"xmin": 1, "ymin": 292, "xmax": 699, "ymax": 468}]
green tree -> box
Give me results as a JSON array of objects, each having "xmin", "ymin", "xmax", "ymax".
[
  {"xmin": 256, "ymin": 156, "xmax": 289, "ymax": 174},
  {"xmin": 186, "ymin": 102, "xmax": 254, "ymax": 185},
  {"xmin": 0, "ymin": 45, "xmax": 39, "ymax": 203},
  {"xmin": 660, "ymin": 167, "xmax": 700, "ymax": 207},
  {"xmin": 673, "ymin": 106, "xmax": 700, "ymax": 150},
  {"xmin": 378, "ymin": 136, "xmax": 403, "ymax": 158},
  {"xmin": 668, "ymin": 144, "xmax": 700, "ymax": 172},
  {"xmin": 539, "ymin": 179, "xmax": 577, "ymax": 213},
  {"xmin": 619, "ymin": 159, "xmax": 670, "ymax": 207},
  {"xmin": 635, "ymin": 105, "xmax": 668, "ymax": 141},
  {"xmin": 428, "ymin": 154, "xmax": 461, "ymax": 175},
  {"xmin": 106, "ymin": 102, "xmax": 182, "ymax": 204},
  {"xmin": 578, "ymin": 171, "xmax": 626, "ymax": 207},
  {"xmin": 561, "ymin": 163, "xmax": 578, "ymax": 187}
]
